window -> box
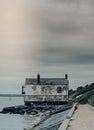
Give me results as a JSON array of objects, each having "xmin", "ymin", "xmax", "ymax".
[{"xmin": 57, "ymin": 87, "xmax": 62, "ymax": 93}]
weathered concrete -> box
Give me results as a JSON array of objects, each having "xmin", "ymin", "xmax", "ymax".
[
  {"xmin": 68, "ymin": 104, "xmax": 94, "ymax": 130},
  {"xmin": 66, "ymin": 103, "xmax": 77, "ymax": 119},
  {"xmin": 25, "ymin": 113, "xmax": 50, "ymax": 130},
  {"xmin": 58, "ymin": 103, "xmax": 77, "ymax": 130},
  {"xmin": 58, "ymin": 118, "xmax": 70, "ymax": 130}
]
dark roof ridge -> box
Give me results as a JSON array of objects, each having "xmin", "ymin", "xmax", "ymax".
[{"xmin": 26, "ymin": 78, "xmax": 66, "ymax": 79}]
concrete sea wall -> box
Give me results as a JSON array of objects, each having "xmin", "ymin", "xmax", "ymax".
[{"xmin": 58, "ymin": 103, "xmax": 78, "ymax": 130}]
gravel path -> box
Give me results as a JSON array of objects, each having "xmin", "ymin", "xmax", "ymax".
[{"xmin": 68, "ymin": 104, "xmax": 94, "ymax": 130}]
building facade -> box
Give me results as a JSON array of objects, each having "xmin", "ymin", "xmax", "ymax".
[{"xmin": 22, "ymin": 74, "xmax": 69, "ymax": 105}]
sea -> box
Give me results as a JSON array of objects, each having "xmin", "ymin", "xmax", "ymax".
[
  {"xmin": 0, "ymin": 96, "xmax": 69, "ymax": 130},
  {"xmin": 0, "ymin": 96, "xmax": 35, "ymax": 130}
]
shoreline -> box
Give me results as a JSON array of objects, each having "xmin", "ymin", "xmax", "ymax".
[{"xmin": 58, "ymin": 103, "xmax": 77, "ymax": 130}]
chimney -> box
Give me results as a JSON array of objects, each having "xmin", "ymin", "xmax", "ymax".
[
  {"xmin": 65, "ymin": 74, "xmax": 68, "ymax": 79},
  {"xmin": 22, "ymin": 86, "xmax": 25, "ymax": 94},
  {"xmin": 37, "ymin": 73, "xmax": 40, "ymax": 84}
]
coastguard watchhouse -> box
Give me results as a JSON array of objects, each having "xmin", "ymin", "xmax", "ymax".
[{"xmin": 22, "ymin": 74, "xmax": 69, "ymax": 105}]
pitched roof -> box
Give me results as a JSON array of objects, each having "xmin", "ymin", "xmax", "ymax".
[{"xmin": 25, "ymin": 78, "xmax": 68, "ymax": 85}]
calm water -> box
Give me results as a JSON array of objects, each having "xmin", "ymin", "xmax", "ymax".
[
  {"xmin": 0, "ymin": 96, "xmax": 36, "ymax": 130},
  {"xmin": 0, "ymin": 96, "xmax": 69, "ymax": 130}
]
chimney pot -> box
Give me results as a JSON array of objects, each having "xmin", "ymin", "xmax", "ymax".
[
  {"xmin": 37, "ymin": 74, "xmax": 40, "ymax": 84},
  {"xmin": 65, "ymin": 74, "xmax": 68, "ymax": 79}
]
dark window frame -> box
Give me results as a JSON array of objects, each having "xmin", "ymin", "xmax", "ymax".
[{"xmin": 57, "ymin": 86, "xmax": 62, "ymax": 93}]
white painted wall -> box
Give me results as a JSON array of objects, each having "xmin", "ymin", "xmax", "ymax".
[{"xmin": 24, "ymin": 85, "xmax": 68, "ymax": 102}]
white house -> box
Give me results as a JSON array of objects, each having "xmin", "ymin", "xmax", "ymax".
[{"xmin": 22, "ymin": 74, "xmax": 69, "ymax": 105}]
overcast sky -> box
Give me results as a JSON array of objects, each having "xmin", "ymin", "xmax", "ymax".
[{"xmin": 0, "ymin": 0, "xmax": 94, "ymax": 94}]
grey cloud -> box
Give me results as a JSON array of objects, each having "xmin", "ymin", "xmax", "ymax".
[
  {"xmin": 39, "ymin": 0, "xmax": 94, "ymax": 49},
  {"xmin": 33, "ymin": 0, "xmax": 94, "ymax": 68},
  {"xmin": 0, "ymin": 0, "xmax": 94, "ymax": 92},
  {"xmin": 36, "ymin": 47, "xmax": 94, "ymax": 66}
]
